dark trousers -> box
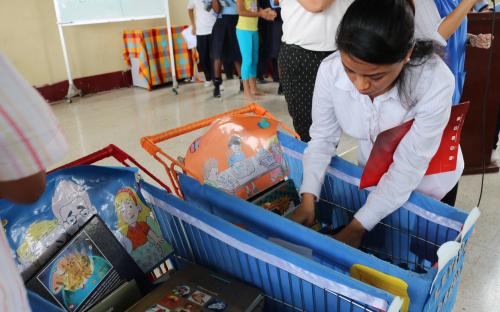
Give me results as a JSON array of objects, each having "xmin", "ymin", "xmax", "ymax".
[
  {"xmin": 196, "ymin": 34, "xmax": 213, "ymax": 81},
  {"xmin": 278, "ymin": 43, "xmax": 334, "ymax": 142},
  {"xmin": 441, "ymin": 183, "xmax": 459, "ymax": 206},
  {"xmin": 223, "ymin": 61, "xmax": 235, "ymax": 79}
]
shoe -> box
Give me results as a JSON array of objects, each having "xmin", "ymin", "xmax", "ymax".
[
  {"xmin": 240, "ymin": 79, "xmax": 244, "ymax": 92},
  {"xmin": 204, "ymin": 81, "xmax": 211, "ymax": 87},
  {"xmin": 213, "ymin": 79, "xmax": 222, "ymax": 98},
  {"xmin": 214, "ymin": 85, "xmax": 221, "ymax": 97}
]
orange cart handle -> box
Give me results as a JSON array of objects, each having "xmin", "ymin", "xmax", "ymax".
[{"xmin": 144, "ymin": 103, "xmax": 298, "ymax": 144}]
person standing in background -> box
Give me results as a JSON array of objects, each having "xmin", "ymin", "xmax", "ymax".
[
  {"xmin": 433, "ymin": 0, "xmax": 494, "ymax": 187},
  {"xmin": 279, "ymin": 0, "xmax": 353, "ymax": 142},
  {"xmin": 211, "ymin": 0, "xmax": 243, "ymax": 97},
  {"xmin": 257, "ymin": 0, "xmax": 284, "ymax": 93},
  {"xmin": 188, "ymin": 0, "xmax": 218, "ymax": 87},
  {"xmin": 256, "ymin": 0, "xmax": 272, "ymax": 84},
  {"xmin": 0, "ymin": 51, "xmax": 68, "ymax": 311},
  {"xmin": 236, "ymin": 0, "xmax": 276, "ymax": 100},
  {"xmin": 433, "ymin": 0, "xmax": 493, "ymax": 104}
]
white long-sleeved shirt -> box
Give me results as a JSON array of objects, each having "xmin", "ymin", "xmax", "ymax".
[
  {"xmin": 281, "ymin": 0, "xmax": 446, "ymax": 52},
  {"xmin": 300, "ymin": 52, "xmax": 464, "ymax": 231}
]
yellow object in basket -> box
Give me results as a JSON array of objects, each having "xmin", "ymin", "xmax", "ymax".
[{"xmin": 350, "ymin": 264, "xmax": 410, "ymax": 312}]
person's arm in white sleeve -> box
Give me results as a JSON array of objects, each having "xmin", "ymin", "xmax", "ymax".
[
  {"xmin": 415, "ymin": 0, "xmax": 479, "ymax": 45},
  {"xmin": 414, "ymin": 0, "xmax": 447, "ymax": 45},
  {"xmin": 354, "ymin": 61, "xmax": 455, "ymax": 231},
  {"xmin": 292, "ymin": 62, "xmax": 342, "ymax": 225}
]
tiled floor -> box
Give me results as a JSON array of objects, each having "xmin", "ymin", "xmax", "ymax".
[{"xmin": 51, "ymin": 79, "xmax": 500, "ymax": 311}]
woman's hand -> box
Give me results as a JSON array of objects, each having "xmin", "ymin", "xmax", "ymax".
[
  {"xmin": 469, "ymin": 33, "xmax": 494, "ymax": 49},
  {"xmin": 289, "ymin": 193, "xmax": 316, "ymax": 226},
  {"xmin": 259, "ymin": 8, "xmax": 277, "ymax": 21},
  {"xmin": 332, "ymin": 218, "xmax": 366, "ymax": 248}
]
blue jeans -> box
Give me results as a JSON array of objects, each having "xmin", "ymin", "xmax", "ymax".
[{"xmin": 236, "ymin": 29, "xmax": 259, "ymax": 80}]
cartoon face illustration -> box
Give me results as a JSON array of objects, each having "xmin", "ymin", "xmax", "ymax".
[
  {"xmin": 120, "ymin": 197, "xmax": 140, "ymax": 225},
  {"xmin": 115, "ymin": 188, "xmax": 146, "ymax": 227},
  {"xmin": 52, "ymin": 180, "xmax": 97, "ymax": 235},
  {"xmin": 228, "ymin": 136, "xmax": 242, "ymax": 153},
  {"xmin": 228, "ymin": 136, "xmax": 246, "ymax": 167}
]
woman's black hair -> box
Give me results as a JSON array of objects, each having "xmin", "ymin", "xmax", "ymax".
[{"xmin": 336, "ymin": 0, "xmax": 437, "ymax": 106}]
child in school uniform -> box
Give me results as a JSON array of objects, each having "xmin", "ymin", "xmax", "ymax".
[
  {"xmin": 211, "ymin": 0, "xmax": 243, "ymax": 98},
  {"xmin": 235, "ymin": 0, "xmax": 276, "ymax": 100},
  {"xmin": 187, "ymin": 0, "xmax": 217, "ymax": 87}
]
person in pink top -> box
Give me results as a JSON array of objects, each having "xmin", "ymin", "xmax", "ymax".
[{"xmin": 0, "ymin": 51, "xmax": 68, "ymax": 311}]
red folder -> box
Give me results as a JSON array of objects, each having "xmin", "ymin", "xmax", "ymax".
[{"xmin": 359, "ymin": 102, "xmax": 469, "ymax": 189}]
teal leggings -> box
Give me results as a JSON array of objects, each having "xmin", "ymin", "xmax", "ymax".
[{"xmin": 236, "ymin": 29, "xmax": 259, "ymax": 80}]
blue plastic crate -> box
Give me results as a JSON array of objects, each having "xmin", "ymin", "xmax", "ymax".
[
  {"xmin": 141, "ymin": 182, "xmax": 403, "ymax": 312},
  {"xmin": 177, "ymin": 132, "xmax": 479, "ymax": 312}
]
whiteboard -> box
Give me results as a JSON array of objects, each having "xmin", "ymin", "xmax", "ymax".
[{"xmin": 55, "ymin": 0, "xmax": 167, "ymax": 25}]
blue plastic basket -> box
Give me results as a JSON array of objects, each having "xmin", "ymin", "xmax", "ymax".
[
  {"xmin": 142, "ymin": 182, "xmax": 403, "ymax": 312},
  {"xmin": 177, "ymin": 132, "xmax": 479, "ymax": 312}
]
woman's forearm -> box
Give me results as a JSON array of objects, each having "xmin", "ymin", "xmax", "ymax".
[
  {"xmin": 188, "ymin": 9, "xmax": 196, "ymax": 28},
  {"xmin": 438, "ymin": 0, "xmax": 477, "ymax": 40}
]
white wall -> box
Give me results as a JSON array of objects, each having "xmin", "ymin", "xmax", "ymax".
[{"xmin": 0, "ymin": 0, "xmax": 189, "ymax": 86}]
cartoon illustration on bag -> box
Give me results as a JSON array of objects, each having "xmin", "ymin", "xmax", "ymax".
[
  {"xmin": 0, "ymin": 166, "xmax": 173, "ymax": 278},
  {"xmin": 17, "ymin": 220, "xmax": 65, "ymax": 271},
  {"xmin": 14, "ymin": 179, "xmax": 97, "ymax": 273},
  {"xmin": 52, "ymin": 180, "xmax": 97, "ymax": 235},
  {"xmin": 184, "ymin": 115, "xmax": 289, "ymax": 199},
  {"xmin": 114, "ymin": 187, "xmax": 173, "ymax": 272},
  {"xmin": 203, "ymin": 158, "xmax": 219, "ymax": 187},
  {"xmin": 228, "ymin": 136, "xmax": 245, "ymax": 166},
  {"xmin": 269, "ymin": 136, "xmax": 286, "ymax": 183}
]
